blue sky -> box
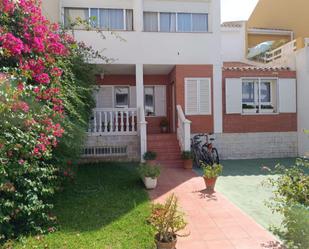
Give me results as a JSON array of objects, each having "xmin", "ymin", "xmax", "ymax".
[{"xmin": 221, "ymin": 0, "xmax": 259, "ymax": 23}]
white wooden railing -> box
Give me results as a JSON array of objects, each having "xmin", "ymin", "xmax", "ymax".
[
  {"xmin": 176, "ymin": 105, "xmax": 191, "ymax": 151},
  {"xmin": 138, "ymin": 107, "xmax": 147, "ymax": 162},
  {"xmin": 264, "ymin": 39, "xmax": 297, "ymax": 63},
  {"xmin": 88, "ymin": 108, "xmax": 137, "ymax": 135}
]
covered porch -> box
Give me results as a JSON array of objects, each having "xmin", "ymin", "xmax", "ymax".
[{"xmin": 84, "ymin": 64, "xmax": 192, "ymax": 161}]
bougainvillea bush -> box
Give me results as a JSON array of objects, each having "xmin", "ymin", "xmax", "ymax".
[{"xmin": 0, "ymin": 0, "xmax": 100, "ymax": 242}]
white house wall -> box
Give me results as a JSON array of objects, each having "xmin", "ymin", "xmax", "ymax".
[
  {"xmin": 296, "ymin": 47, "xmax": 309, "ymax": 156},
  {"xmin": 221, "ymin": 25, "xmax": 246, "ymax": 62},
  {"xmin": 61, "ymin": 0, "xmax": 221, "ymax": 66}
]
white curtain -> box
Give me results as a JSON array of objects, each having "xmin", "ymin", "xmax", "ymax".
[
  {"xmin": 160, "ymin": 13, "xmax": 176, "ymax": 32},
  {"xmin": 192, "ymin": 14, "xmax": 208, "ymax": 32},
  {"xmin": 100, "ymin": 9, "xmax": 124, "ymax": 30},
  {"xmin": 126, "ymin": 9, "xmax": 133, "ymax": 31},
  {"xmin": 144, "ymin": 12, "xmax": 158, "ymax": 32},
  {"xmin": 177, "ymin": 13, "xmax": 191, "ymax": 32}
]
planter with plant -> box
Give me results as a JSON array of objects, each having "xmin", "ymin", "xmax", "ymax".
[
  {"xmin": 149, "ymin": 194, "xmax": 188, "ymax": 249},
  {"xmin": 160, "ymin": 118, "xmax": 169, "ymax": 133},
  {"xmin": 181, "ymin": 151, "xmax": 193, "ymax": 169},
  {"xmin": 201, "ymin": 162, "xmax": 223, "ymax": 191},
  {"xmin": 242, "ymin": 104, "xmax": 257, "ymax": 114},
  {"xmin": 260, "ymin": 104, "xmax": 274, "ymax": 113},
  {"xmin": 139, "ymin": 163, "xmax": 161, "ymax": 189},
  {"xmin": 143, "ymin": 151, "xmax": 157, "ymax": 165}
]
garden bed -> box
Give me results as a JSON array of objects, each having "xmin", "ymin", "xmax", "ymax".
[{"xmin": 10, "ymin": 162, "xmax": 155, "ymax": 249}]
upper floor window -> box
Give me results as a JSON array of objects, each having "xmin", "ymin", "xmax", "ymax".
[
  {"xmin": 115, "ymin": 87, "xmax": 129, "ymax": 108},
  {"xmin": 144, "ymin": 12, "xmax": 208, "ymax": 32},
  {"xmin": 64, "ymin": 8, "xmax": 133, "ymax": 31}
]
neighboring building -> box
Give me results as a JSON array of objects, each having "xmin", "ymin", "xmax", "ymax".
[
  {"xmin": 42, "ymin": 0, "xmax": 299, "ymax": 162},
  {"xmin": 247, "ymin": 0, "xmax": 309, "ymax": 51}
]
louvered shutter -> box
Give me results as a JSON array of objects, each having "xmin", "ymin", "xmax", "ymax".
[
  {"xmin": 185, "ymin": 79, "xmax": 198, "ymax": 114},
  {"xmin": 155, "ymin": 85, "xmax": 166, "ymax": 116},
  {"xmin": 225, "ymin": 78, "xmax": 242, "ymax": 114},
  {"xmin": 199, "ymin": 79, "xmax": 211, "ymax": 114},
  {"xmin": 129, "ymin": 86, "xmax": 136, "ymax": 108},
  {"xmin": 278, "ymin": 78, "xmax": 296, "ymax": 113},
  {"xmin": 96, "ymin": 86, "xmax": 113, "ymax": 108}
]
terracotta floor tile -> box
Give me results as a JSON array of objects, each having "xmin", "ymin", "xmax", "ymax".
[{"xmin": 150, "ymin": 168, "xmax": 280, "ymax": 249}]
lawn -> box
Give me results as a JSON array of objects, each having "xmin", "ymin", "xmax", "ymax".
[
  {"xmin": 12, "ymin": 162, "xmax": 155, "ymax": 249},
  {"xmin": 195, "ymin": 158, "xmax": 296, "ymax": 230}
]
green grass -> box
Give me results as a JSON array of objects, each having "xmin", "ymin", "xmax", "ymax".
[
  {"xmin": 12, "ymin": 162, "xmax": 155, "ymax": 249},
  {"xmin": 195, "ymin": 158, "xmax": 296, "ymax": 230}
]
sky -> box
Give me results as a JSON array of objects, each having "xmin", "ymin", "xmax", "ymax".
[{"xmin": 221, "ymin": 0, "xmax": 259, "ymax": 23}]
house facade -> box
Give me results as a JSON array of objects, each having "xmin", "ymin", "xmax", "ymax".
[{"xmin": 42, "ymin": 0, "xmax": 299, "ymax": 162}]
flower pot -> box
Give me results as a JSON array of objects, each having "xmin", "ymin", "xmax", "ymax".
[
  {"xmin": 203, "ymin": 177, "xmax": 217, "ymax": 191},
  {"xmin": 243, "ymin": 108, "xmax": 257, "ymax": 114},
  {"xmin": 183, "ymin": 159, "xmax": 193, "ymax": 169},
  {"xmin": 143, "ymin": 177, "xmax": 157, "ymax": 189},
  {"xmin": 155, "ymin": 234, "xmax": 177, "ymax": 249},
  {"xmin": 146, "ymin": 160, "xmax": 156, "ymax": 165},
  {"xmin": 260, "ymin": 109, "xmax": 274, "ymax": 114},
  {"xmin": 161, "ymin": 126, "xmax": 168, "ymax": 133}
]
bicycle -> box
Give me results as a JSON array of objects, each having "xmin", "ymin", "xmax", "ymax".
[{"xmin": 191, "ymin": 133, "xmax": 220, "ymax": 167}]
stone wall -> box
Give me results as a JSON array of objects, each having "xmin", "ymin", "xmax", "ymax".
[
  {"xmin": 199, "ymin": 132, "xmax": 298, "ymax": 160},
  {"xmin": 82, "ymin": 135, "xmax": 140, "ymax": 161}
]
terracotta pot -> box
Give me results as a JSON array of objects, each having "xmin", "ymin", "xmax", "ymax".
[
  {"xmin": 143, "ymin": 177, "xmax": 157, "ymax": 189},
  {"xmin": 161, "ymin": 126, "xmax": 168, "ymax": 133},
  {"xmin": 203, "ymin": 177, "xmax": 217, "ymax": 191},
  {"xmin": 147, "ymin": 160, "xmax": 156, "ymax": 165},
  {"xmin": 183, "ymin": 159, "xmax": 193, "ymax": 169},
  {"xmin": 155, "ymin": 234, "xmax": 177, "ymax": 249}
]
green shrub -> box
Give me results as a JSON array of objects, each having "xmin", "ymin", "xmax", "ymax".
[
  {"xmin": 143, "ymin": 151, "xmax": 157, "ymax": 161},
  {"xmin": 201, "ymin": 163, "xmax": 223, "ymax": 178},
  {"xmin": 265, "ymin": 158, "xmax": 309, "ymax": 248},
  {"xmin": 138, "ymin": 163, "xmax": 160, "ymax": 179}
]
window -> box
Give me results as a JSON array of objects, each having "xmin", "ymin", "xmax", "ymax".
[
  {"xmin": 144, "ymin": 87, "xmax": 155, "ymax": 116},
  {"xmin": 64, "ymin": 8, "xmax": 88, "ymax": 28},
  {"xmin": 144, "ymin": 12, "xmax": 158, "ymax": 32},
  {"xmin": 242, "ymin": 79, "xmax": 276, "ymax": 114},
  {"xmin": 144, "ymin": 12, "xmax": 208, "ymax": 32},
  {"xmin": 115, "ymin": 87, "xmax": 129, "ymax": 108},
  {"xmin": 65, "ymin": 8, "xmax": 133, "ymax": 30},
  {"xmin": 185, "ymin": 78, "xmax": 211, "ymax": 115},
  {"xmin": 160, "ymin": 13, "xmax": 176, "ymax": 32}
]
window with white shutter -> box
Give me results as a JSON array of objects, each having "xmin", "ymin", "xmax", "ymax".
[{"xmin": 185, "ymin": 78, "xmax": 211, "ymax": 115}]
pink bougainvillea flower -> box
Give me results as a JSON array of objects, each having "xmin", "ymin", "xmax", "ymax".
[
  {"xmin": 0, "ymin": 33, "xmax": 24, "ymax": 56},
  {"xmin": 17, "ymin": 82, "xmax": 24, "ymax": 91},
  {"xmin": 0, "ymin": 0, "xmax": 15, "ymax": 13},
  {"xmin": 12, "ymin": 101, "xmax": 30, "ymax": 113},
  {"xmin": 18, "ymin": 159, "xmax": 25, "ymax": 165},
  {"xmin": 32, "ymin": 37, "xmax": 45, "ymax": 52},
  {"xmin": 34, "ymin": 73, "xmax": 50, "ymax": 84},
  {"xmin": 50, "ymin": 67, "xmax": 63, "ymax": 77}
]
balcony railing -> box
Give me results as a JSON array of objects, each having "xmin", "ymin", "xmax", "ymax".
[
  {"xmin": 88, "ymin": 108, "xmax": 138, "ymax": 135},
  {"xmin": 176, "ymin": 105, "xmax": 191, "ymax": 151}
]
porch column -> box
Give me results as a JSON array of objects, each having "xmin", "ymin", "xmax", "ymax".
[
  {"xmin": 136, "ymin": 64, "xmax": 147, "ymax": 161},
  {"xmin": 213, "ymin": 64, "xmax": 223, "ymax": 133}
]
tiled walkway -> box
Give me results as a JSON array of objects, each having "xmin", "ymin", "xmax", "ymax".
[{"xmin": 148, "ymin": 168, "xmax": 284, "ymax": 249}]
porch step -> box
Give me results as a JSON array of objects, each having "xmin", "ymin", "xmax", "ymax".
[{"xmin": 147, "ymin": 134, "xmax": 183, "ymax": 168}]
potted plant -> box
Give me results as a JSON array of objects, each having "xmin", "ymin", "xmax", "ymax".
[
  {"xmin": 260, "ymin": 104, "xmax": 274, "ymax": 113},
  {"xmin": 160, "ymin": 118, "xmax": 169, "ymax": 133},
  {"xmin": 242, "ymin": 103, "xmax": 257, "ymax": 114},
  {"xmin": 139, "ymin": 163, "xmax": 160, "ymax": 189},
  {"xmin": 143, "ymin": 151, "xmax": 157, "ymax": 165},
  {"xmin": 149, "ymin": 194, "xmax": 188, "ymax": 249},
  {"xmin": 201, "ymin": 162, "xmax": 223, "ymax": 191},
  {"xmin": 181, "ymin": 151, "xmax": 193, "ymax": 169}
]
